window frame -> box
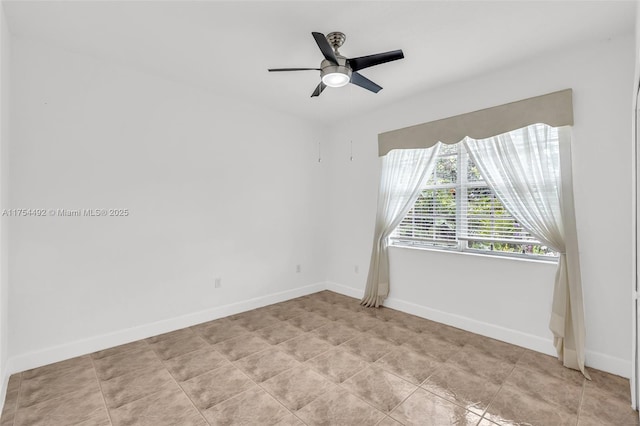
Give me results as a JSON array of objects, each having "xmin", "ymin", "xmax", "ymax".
[{"xmin": 390, "ymin": 142, "xmax": 558, "ymax": 261}]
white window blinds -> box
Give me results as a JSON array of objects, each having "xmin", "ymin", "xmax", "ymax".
[{"xmin": 392, "ymin": 135, "xmax": 557, "ymax": 258}]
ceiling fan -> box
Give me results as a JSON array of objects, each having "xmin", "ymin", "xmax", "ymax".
[{"xmin": 268, "ymin": 32, "xmax": 404, "ymax": 97}]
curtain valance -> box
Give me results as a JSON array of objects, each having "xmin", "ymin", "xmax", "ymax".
[{"xmin": 378, "ymin": 89, "xmax": 573, "ymax": 156}]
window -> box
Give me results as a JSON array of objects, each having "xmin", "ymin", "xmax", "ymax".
[{"xmin": 392, "ymin": 141, "xmax": 557, "ymax": 258}]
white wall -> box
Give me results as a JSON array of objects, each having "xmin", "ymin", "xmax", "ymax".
[
  {"xmin": 0, "ymin": 1, "xmax": 10, "ymax": 398},
  {"xmin": 325, "ymin": 33, "xmax": 635, "ymax": 377},
  {"xmin": 8, "ymin": 37, "xmax": 327, "ymax": 368},
  {"xmin": 632, "ymin": 0, "xmax": 640, "ymax": 407}
]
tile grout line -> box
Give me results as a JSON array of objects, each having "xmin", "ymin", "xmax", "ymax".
[
  {"xmin": 13, "ymin": 372, "xmax": 23, "ymax": 422},
  {"xmin": 158, "ymin": 341, "xmax": 213, "ymax": 426},
  {"xmin": 249, "ymin": 312, "xmax": 342, "ymax": 423},
  {"xmin": 375, "ymin": 415, "xmax": 399, "ymax": 426},
  {"xmin": 304, "ymin": 353, "xmax": 367, "ymax": 385},
  {"xmin": 380, "ymin": 340, "xmax": 469, "ymax": 419},
  {"xmin": 413, "ymin": 345, "xmax": 496, "ymax": 421},
  {"xmin": 574, "ymin": 378, "xmax": 587, "ymax": 426},
  {"xmin": 88, "ymin": 355, "xmax": 115, "ymax": 426},
  {"xmin": 13, "ymin": 373, "xmax": 22, "ymax": 426},
  {"xmin": 322, "ymin": 342, "xmax": 422, "ymax": 422},
  {"xmin": 334, "ymin": 374, "xmax": 394, "ymax": 421},
  {"xmin": 384, "ymin": 380, "xmax": 422, "ymax": 423},
  {"xmin": 477, "ymin": 348, "xmax": 523, "ymax": 419},
  {"xmin": 477, "ymin": 356, "xmax": 519, "ymax": 423},
  {"xmin": 94, "ymin": 346, "xmax": 188, "ymax": 413},
  {"xmin": 93, "ymin": 345, "xmax": 143, "ymax": 360},
  {"xmin": 5, "ymin": 373, "xmax": 22, "ymax": 426},
  {"xmin": 188, "ymin": 309, "xmax": 318, "ymax": 424},
  {"xmin": 11, "ymin": 360, "xmax": 113, "ymax": 425},
  {"xmin": 104, "ymin": 336, "xmax": 212, "ymax": 425},
  {"xmin": 241, "ymin": 305, "xmax": 336, "ymax": 417},
  {"xmin": 301, "ymin": 306, "xmax": 470, "ymax": 422},
  {"xmin": 97, "ymin": 339, "xmax": 201, "ymax": 423},
  {"xmin": 233, "ymin": 360, "xmax": 310, "ymax": 425},
  {"xmin": 93, "ymin": 341, "xmax": 166, "ymax": 380},
  {"xmin": 238, "ymin": 302, "xmax": 378, "ymax": 423},
  {"xmin": 146, "ymin": 329, "xmax": 211, "ymax": 360}
]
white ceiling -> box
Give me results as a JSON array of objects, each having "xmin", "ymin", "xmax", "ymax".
[{"xmin": 3, "ymin": 1, "xmax": 636, "ymax": 125}]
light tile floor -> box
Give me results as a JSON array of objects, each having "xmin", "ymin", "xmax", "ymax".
[{"xmin": 0, "ymin": 290, "xmax": 637, "ymax": 425}]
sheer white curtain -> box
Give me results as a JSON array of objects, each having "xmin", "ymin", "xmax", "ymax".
[
  {"xmin": 464, "ymin": 124, "xmax": 588, "ymax": 377},
  {"xmin": 362, "ymin": 145, "xmax": 441, "ymax": 307}
]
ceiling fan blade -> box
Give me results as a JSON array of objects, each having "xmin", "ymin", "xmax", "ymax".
[
  {"xmin": 350, "ymin": 72, "xmax": 382, "ymax": 93},
  {"xmin": 311, "ymin": 82, "xmax": 327, "ymax": 97},
  {"xmin": 312, "ymin": 32, "xmax": 338, "ymax": 64},
  {"xmin": 348, "ymin": 50, "xmax": 404, "ymax": 72},
  {"xmin": 268, "ymin": 68, "xmax": 321, "ymax": 72}
]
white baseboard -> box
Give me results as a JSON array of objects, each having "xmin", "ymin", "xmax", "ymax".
[
  {"xmin": 326, "ymin": 281, "xmax": 364, "ymax": 299},
  {"xmin": 585, "ymin": 350, "xmax": 633, "ymax": 379},
  {"xmin": 4, "ymin": 279, "xmax": 632, "ymax": 384},
  {"xmin": 325, "ymin": 281, "xmax": 631, "ymax": 378},
  {"xmin": 6, "ymin": 282, "xmax": 326, "ymax": 375},
  {"xmin": 0, "ymin": 366, "xmax": 7, "ymax": 419},
  {"xmin": 384, "ymin": 294, "xmax": 558, "ymax": 356}
]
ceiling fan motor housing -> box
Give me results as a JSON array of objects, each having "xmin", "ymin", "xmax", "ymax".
[
  {"xmin": 320, "ymin": 56, "xmax": 352, "ymax": 82},
  {"xmin": 326, "ymin": 32, "xmax": 346, "ymax": 51}
]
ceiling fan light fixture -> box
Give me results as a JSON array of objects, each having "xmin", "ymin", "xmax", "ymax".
[
  {"xmin": 268, "ymin": 31, "xmax": 404, "ymax": 97},
  {"xmin": 320, "ymin": 62, "xmax": 352, "ymax": 88},
  {"xmin": 322, "ymin": 72, "xmax": 350, "ymax": 87}
]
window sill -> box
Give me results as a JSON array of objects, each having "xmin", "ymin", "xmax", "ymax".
[{"xmin": 389, "ymin": 243, "xmax": 559, "ymax": 266}]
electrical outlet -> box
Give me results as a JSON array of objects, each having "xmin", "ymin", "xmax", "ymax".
[
  {"xmin": 354, "ymin": 265, "xmax": 359, "ymax": 274},
  {"xmin": 296, "ymin": 264, "xmax": 301, "ymax": 273},
  {"xmin": 214, "ymin": 278, "xmax": 222, "ymax": 288}
]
